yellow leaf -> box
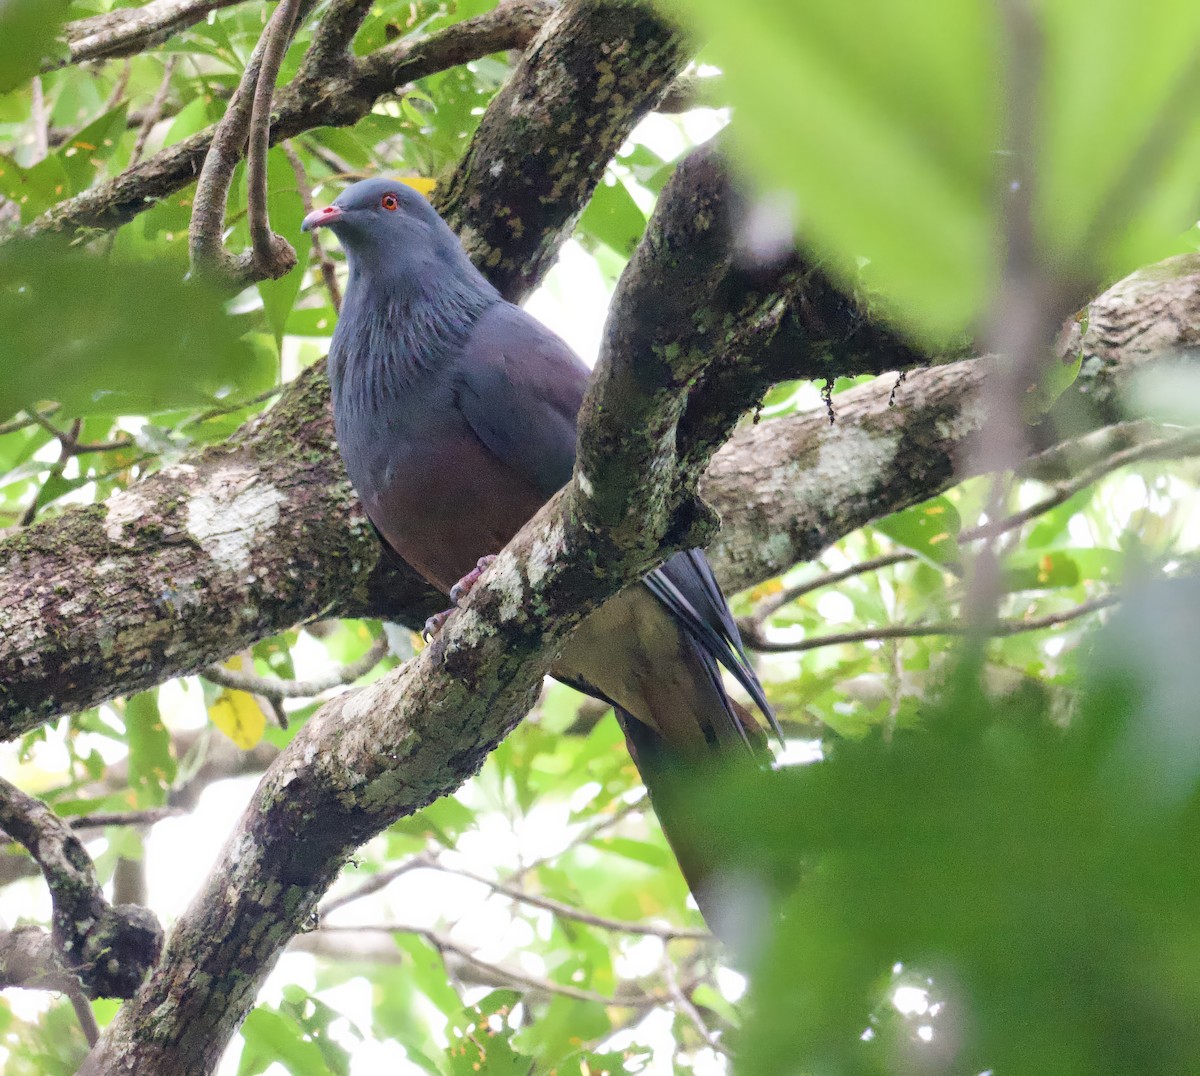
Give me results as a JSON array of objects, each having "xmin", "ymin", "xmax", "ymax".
[
  {"xmin": 749, "ymin": 578, "xmax": 785, "ymax": 601},
  {"xmin": 398, "ymin": 175, "xmax": 436, "ymax": 196},
  {"xmin": 208, "ymin": 688, "xmax": 266, "ymax": 750}
]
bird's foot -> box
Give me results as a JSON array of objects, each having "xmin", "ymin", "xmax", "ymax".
[
  {"xmin": 421, "ymin": 609, "xmax": 455, "ymax": 641},
  {"xmin": 422, "ymin": 557, "xmax": 498, "ymax": 641},
  {"xmin": 449, "ymin": 555, "xmax": 497, "ymax": 605}
]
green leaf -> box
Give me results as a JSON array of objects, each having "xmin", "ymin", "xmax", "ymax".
[
  {"xmin": 124, "ymin": 691, "xmax": 175, "ymax": 807},
  {"xmin": 579, "ymin": 175, "xmax": 647, "ymax": 256},
  {"xmin": 238, "ymin": 1006, "xmax": 328, "ymax": 1076},
  {"xmin": 874, "ymin": 497, "xmax": 962, "ymax": 567},
  {"xmin": 671, "ymin": 0, "xmax": 1200, "ymax": 342}
]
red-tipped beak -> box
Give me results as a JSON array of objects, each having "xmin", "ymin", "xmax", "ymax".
[{"xmin": 301, "ymin": 205, "xmax": 343, "ymax": 232}]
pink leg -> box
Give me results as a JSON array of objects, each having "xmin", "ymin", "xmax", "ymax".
[
  {"xmin": 449, "ymin": 554, "xmax": 497, "ymax": 605},
  {"xmin": 422, "ymin": 556, "xmax": 498, "ymax": 640}
]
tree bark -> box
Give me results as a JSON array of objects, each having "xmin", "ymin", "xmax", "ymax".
[{"xmin": 3, "ymin": 254, "xmax": 1198, "ymax": 738}]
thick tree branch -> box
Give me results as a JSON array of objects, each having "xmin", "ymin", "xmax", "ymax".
[
  {"xmin": 434, "ymin": 0, "xmax": 690, "ymax": 300},
  {"xmin": 0, "ymin": 777, "xmax": 163, "ymax": 999}
]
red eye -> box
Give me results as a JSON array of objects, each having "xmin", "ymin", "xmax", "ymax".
[{"xmin": 381, "ymin": 193, "xmax": 399, "ymax": 211}]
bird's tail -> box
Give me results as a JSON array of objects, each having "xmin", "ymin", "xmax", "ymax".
[{"xmin": 616, "ymin": 696, "xmax": 769, "ymax": 942}]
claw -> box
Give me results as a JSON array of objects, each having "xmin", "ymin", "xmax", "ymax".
[
  {"xmin": 422, "ymin": 609, "xmax": 455, "ymax": 641},
  {"xmin": 449, "ymin": 554, "xmax": 498, "ymax": 605}
]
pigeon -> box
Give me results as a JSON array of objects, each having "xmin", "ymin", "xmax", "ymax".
[{"xmin": 303, "ymin": 178, "xmax": 778, "ymax": 924}]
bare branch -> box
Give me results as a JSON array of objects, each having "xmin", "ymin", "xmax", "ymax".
[
  {"xmin": 201, "ymin": 634, "xmax": 389, "ymax": 698},
  {"xmin": 246, "ymin": 0, "xmax": 302, "ymax": 275},
  {"xmin": 0, "ymin": 776, "xmax": 163, "ymax": 999},
  {"xmin": 20, "ymin": 1, "xmax": 555, "ymax": 244},
  {"xmin": 58, "ymin": 0, "xmax": 252, "ymax": 68},
  {"xmin": 741, "ymin": 592, "xmax": 1121, "ymax": 654},
  {"xmin": 130, "ymin": 56, "xmax": 179, "ymax": 168},
  {"xmin": 315, "ymin": 924, "xmax": 670, "ymax": 1008},
  {"xmin": 429, "ymin": 861, "xmax": 713, "ymax": 941},
  {"xmin": 0, "ymin": 806, "xmax": 184, "ymax": 849}
]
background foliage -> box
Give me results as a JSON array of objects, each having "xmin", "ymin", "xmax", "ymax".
[{"xmin": 2, "ymin": 1, "xmax": 1200, "ymax": 1073}]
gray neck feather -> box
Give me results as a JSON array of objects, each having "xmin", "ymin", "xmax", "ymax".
[{"xmin": 330, "ymin": 232, "xmax": 500, "ymax": 414}]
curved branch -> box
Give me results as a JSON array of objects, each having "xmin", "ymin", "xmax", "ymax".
[
  {"xmin": 740, "ymin": 592, "xmax": 1122, "ymax": 654},
  {"xmin": 189, "ymin": 0, "xmax": 307, "ymax": 285},
  {"xmin": 0, "ymin": 777, "xmax": 163, "ymax": 999}
]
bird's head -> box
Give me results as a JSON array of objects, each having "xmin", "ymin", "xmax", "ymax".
[{"xmin": 301, "ymin": 177, "xmax": 448, "ymax": 259}]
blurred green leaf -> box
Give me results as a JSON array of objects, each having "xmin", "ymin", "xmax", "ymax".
[
  {"xmin": 0, "ymin": 1, "xmax": 70, "ymax": 93},
  {"xmin": 0, "ymin": 241, "xmax": 260, "ymax": 420},
  {"xmin": 672, "ymin": 0, "xmax": 1200, "ymax": 341},
  {"xmin": 875, "ymin": 497, "xmax": 962, "ymax": 567},
  {"xmin": 125, "ymin": 690, "xmax": 175, "ymax": 807}
]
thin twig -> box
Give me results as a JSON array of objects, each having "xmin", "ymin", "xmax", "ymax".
[
  {"xmin": 201, "ymin": 634, "xmax": 389, "ymax": 699},
  {"xmin": 130, "ymin": 56, "xmax": 179, "ymax": 167},
  {"xmin": 664, "ymin": 958, "xmax": 729, "ymax": 1057},
  {"xmin": 66, "ymin": 982, "xmax": 100, "ymax": 1046},
  {"xmin": 320, "ymin": 854, "xmax": 431, "ymax": 916},
  {"xmin": 741, "ymin": 592, "xmax": 1120, "ymax": 654},
  {"xmin": 510, "ymin": 793, "xmax": 649, "ymax": 884},
  {"xmin": 283, "ymin": 140, "xmax": 342, "ymax": 310},
  {"xmin": 20, "ymin": 419, "xmax": 80, "ymax": 526},
  {"xmin": 0, "ymin": 806, "xmax": 184, "ymax": 849},
  {"xmin": 426, "ymin": 861, "xmax": 712, "ymax": 940},
  {"xmin": 0, "ymin": 405, "xmax": 61, "ymax": 437},
  {"xmin": 25, "ymin": 410, "xmax": 133, "ymax": 456},
  {"xmin": 317, "ymin": 924, "xmax": 668, "ymax": 1008}
]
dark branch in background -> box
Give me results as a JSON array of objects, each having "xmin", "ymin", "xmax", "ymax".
[
  {"xmin": 201, "ymin": 634, "xmax": 389, "ymax": 698},
  {"xmin": 189, "ymin": 0, "xmax": 308, "ymax": 285},
  {"xmin": 434, "ymin": 0, "xmax": 690, "ymax": 301},
  {"xmin": 55, "ymin": 0, "xmax": 252, "ymax": 68},
  {"xmin": 0, "ymin": 776, "xmax": 163, "ymax": 1000},
  {"xmin": 0, "ymin": 926, "xmax": 100, "ymax": 1045},
  {"xmin": 18, "ymin": 0, "xmax": 556, "ymax": 242}
]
